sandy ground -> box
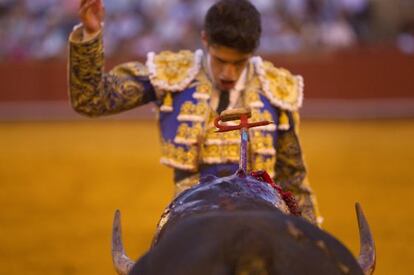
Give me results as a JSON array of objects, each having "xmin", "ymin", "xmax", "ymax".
[{"xmin": 0, "ymin": 119, "xmax": 413, "ymax": 275}]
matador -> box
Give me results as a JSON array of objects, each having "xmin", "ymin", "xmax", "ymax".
[{"xmin": 68, "ymin": 0, "xmax": 322, "ymax": 225}]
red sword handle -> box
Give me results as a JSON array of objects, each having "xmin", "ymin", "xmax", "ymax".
[
  {"xmin": 214, "ymin": 115, "xmax": 273, "ymax": 132},
  {"xmin": 214, "ymin": 108, "xmax": 274, "ymax": 174}
]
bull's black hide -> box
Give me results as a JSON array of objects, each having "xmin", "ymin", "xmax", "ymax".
[
  {"xmin": 127, "ymin": 174, "xmax": 364, "ymax": 275},
  {"xmin": 152, "ymin": 173, "xmax": 289, "ymax": 246},
  {"xmin": 131, "ymin": 211, "xmax": 363, "ymax": 275}
]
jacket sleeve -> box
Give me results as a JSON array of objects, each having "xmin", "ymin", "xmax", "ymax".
[
  {"xmin": 68, "ymin": 25, "xmax": 156, "ymax": 117},
  {"xmin": 274, "ymin": 111, "xmax": 322, "ymax": 226}
]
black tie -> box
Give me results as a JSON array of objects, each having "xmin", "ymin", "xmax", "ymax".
[{"xmin": 217, "ymin": 90, "xmax": 229, "ymax": 114}]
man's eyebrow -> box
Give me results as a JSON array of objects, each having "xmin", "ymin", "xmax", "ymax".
[
  {"xmin": 214, "ymin": 56, "xmax": 248, "ymax": 64},
  {"xmin": 214, "ymin": 56, "xmax": 227, "ymax": 63}
]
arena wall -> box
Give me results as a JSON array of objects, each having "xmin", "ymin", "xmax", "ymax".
[{"xmin": 1, "ymin": 48, "xmax": 413, "ymax": 119}]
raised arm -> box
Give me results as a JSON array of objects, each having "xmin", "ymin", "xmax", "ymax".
[{"xmin": 68, "ymin": 0, "xmax": 156, "ymax": 117}]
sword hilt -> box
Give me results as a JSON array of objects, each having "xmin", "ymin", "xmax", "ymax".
[
  {"xmin": 214, "ymin": 108, "xmax": 273, "ymax": 132},
  {"xmin": 214, "ymin": 108, "xmax": 274, "ymax": 174}
]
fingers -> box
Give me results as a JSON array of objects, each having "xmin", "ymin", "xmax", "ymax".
[
  {"xmin": 80, "ymin": 0, "xmax": 104, "ymax": 13},
  {"xmin": 80, "ymin": 0, "xmax": 96, "ymax": 11},
  {"xmin": 80, "ymin": 0, "xmax": 104, "ymax": 16},
  {"xmin": 79, "ymin": 0, "xmax": 104, "ymax": 33},
  {"xmin": 79, "ymin": 0, "xmax": 96, "ymax": 17},
  {"xmin": 80, "ymin": 0, "xmax": 91, "ymax": 9}
]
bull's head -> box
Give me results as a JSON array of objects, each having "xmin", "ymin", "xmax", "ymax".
[{"xmin": 111, "ymin": 178, "xmax": 375, "ymax": 275}]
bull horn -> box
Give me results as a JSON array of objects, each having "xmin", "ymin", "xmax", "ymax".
[
  {"xmin": 355, "ymin": 203, "xmax": 376, "ymax": 275},
  {"xmin": 112, "ymin": 209, "xmax": 135, "ymax": 275}
]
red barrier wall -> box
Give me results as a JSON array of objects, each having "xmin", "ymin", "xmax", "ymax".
[{"xmin": 0, "ymin": 48, "xmax": 413, "ymax": 102}]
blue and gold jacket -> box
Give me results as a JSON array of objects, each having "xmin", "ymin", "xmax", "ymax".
[{"xmin": 68, "ymin": 26, "xmax": 320, "ymax": 225}]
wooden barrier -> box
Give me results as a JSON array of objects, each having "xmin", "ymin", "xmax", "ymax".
[
  {"xmin": 1, "ymin": 47, "xmax": 413, "ymax": 102},
  {"xmin": 0, "ymin": 47, "xmax": 413, "ymax": 119}
]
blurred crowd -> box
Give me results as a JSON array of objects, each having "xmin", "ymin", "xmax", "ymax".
[{"xmin": 0, "ymin": 0, "xmax": 411, "ymax": 60}]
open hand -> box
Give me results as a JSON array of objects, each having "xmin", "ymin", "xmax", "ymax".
[{"xmin": 79, "ymin": 0, "xmax": 105, "ymax": 35}]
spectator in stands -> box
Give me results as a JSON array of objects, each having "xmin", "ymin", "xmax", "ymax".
[
  {"xmin": 0, "ymin": 0, "xmax": 387, "ymax": 60},
  {"xmin": 397, "ymin": 20, "xmax": 414, "ymax": 55}
]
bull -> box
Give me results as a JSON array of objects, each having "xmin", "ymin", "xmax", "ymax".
[{"xmin": 111, "ymin": 109, "xmax": 376, "ymax": 275}]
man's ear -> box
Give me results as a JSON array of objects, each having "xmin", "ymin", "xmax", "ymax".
[{"xmin": 201, "ymin": 31, "xmax": 208, "ymax": 48}]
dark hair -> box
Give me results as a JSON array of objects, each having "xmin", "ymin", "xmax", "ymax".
[{"xmin": 204, "ymin": 0, "xmax": 262, "ymax": 53}]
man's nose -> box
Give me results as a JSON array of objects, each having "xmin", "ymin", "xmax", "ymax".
[{"xmin": 222, "ymin": 64, "xmax": 237, "ymax": 80}]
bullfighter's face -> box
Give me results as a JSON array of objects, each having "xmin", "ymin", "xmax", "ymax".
[{"xmin": 203, "ymin": 38, "xmax": 252, "ymax": 91}]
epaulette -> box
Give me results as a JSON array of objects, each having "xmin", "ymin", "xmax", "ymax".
[
  {"xmin": 252, "ymin": 57, "xmax": 304, "ymax": 111},
  {"xmin": 146, "ymin": 49, "xmax": 203, "ymax": 92}
]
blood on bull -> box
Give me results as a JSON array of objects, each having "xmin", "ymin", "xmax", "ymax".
[{"xmin": 111, "ymin": 109, "xmax": 376, "ymax": 275}]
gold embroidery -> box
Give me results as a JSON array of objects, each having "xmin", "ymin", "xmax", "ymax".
[
  {"xmin": 245, "ymin": 90, "xmax": 261, "ymax": 105},
  {"xmin": 255, "ymin": 59, "xmax": 303, "ymax": 111},
  {"xmin": 69, "ymin": 28, "xmax": 148, "ymax": 116},
  {"xmin": 174, "ymin": 122, "xmax": 203, "ymax": 145},
  {"xmin": 263, "ymin": 110, "xmax": 273, "ymax": 122},
  {"xmin": 195, "ymin": 101, "xmax": 209, "ymax": 119},
  {"xmin": 244, "ymin": 77, "xmax": 264, "ymax": 108},
  {"xmin": 203, "ymin": 111, "xmax": 240, "ymax": 146},
  {"xmin": 186, "ymin": 146, "xmax": 198, "ymax": 168},
  {"xmin": 182, "ymin": 101, "xmax": 194, "ymax": 113},
  {"xmin": 160, "ymin": 92, "xmax": 173, "ymax": 112},
  {"xmin": 250, "ymin": 130, "xmax": 264, "ymax": 153},
  {"xmin": 250, "ymin": 131, "xmax": 276, "ymax": 156},
  {"xmin": 161, "ymin": 70, "xmax": 214, "ymax": 169},
  {"xmin": 201, "ymin": 143, "xmax": 240, "ymax": 164},
  {"xmin": 151, "ymin": 50, "xmax": 197, "ymax": 87},
  {"xmin": 175, "ymin": 146, "xmax": 185, "ymax": 164},
  {"xmin": 251, "ymin": 109, "xmax": 261, "ymax": 123},
  {"xmin": 188, "ymin": 123, "xmax": 203, "ymax": 143},
  {"xmin": 249, "ymin": 109, "xmax": 276, "ymax": 132},
  {"xmin": 264, "ymin": 134, "xmax": 275, "ymax": 153},
  {"xmin": 160, "ymin": 142, "xmax": 198, "ymax": 171},
  {"xmin": 279, "ymin": 111, "xmax": 290, "ymax": 130},
  {"xmin": 177, "ymin": 101, "xmax": 195, "ymax": 121},
  {"xmin": 264, "ymin": 62, "xmax": 300, "ymax": 105},
  {"xmin": 193, "ymin": 81, "xmax": 212, "ymax": 100},
  {"xmin": 223, "ymin": 130, "xmax": 240, "ymax": 144},
  {"xmin": 174, "ymin": 123, "xmax": 190, "ymax": 144},
  {"xmin": 202, "ymin": 144, "xmax": 221, "ymax": 163},
  {"xmin": 223, "ymin": 143, "xmax": 240, "ymax": 161},
  {"xmin": 204, "ymin": 127, "xmax": 221, "ymax": 145},
  {"xmin": 177, "ymin": 101, "xmax": 209, "ymax": 122},
  {"xmin": 252, "ymin": 155, "xmax": 265, "ymax": 171}
]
